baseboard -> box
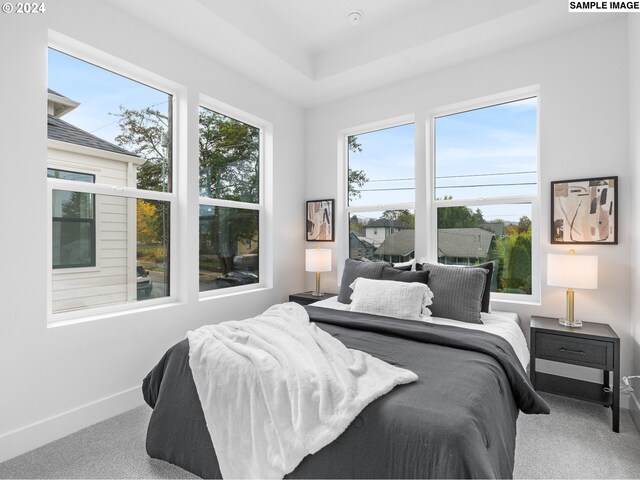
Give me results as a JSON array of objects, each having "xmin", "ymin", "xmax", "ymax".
[{"xmin": 0, "ymin": 385, "xmax": 144, "ymax": 463}]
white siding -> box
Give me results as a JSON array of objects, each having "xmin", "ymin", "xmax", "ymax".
[{"xmin": 48, "ymin": 146, "xmax": 135, "ymax": 313}]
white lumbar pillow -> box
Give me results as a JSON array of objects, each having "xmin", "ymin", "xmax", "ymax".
[{"xmin": 349, "ymin": 277, "xmax": 433, "ymax": 322}]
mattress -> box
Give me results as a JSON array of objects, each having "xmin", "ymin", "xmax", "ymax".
[{"xmin": 313, "ymin": 296, "xmax": 529, "ymax": 368}]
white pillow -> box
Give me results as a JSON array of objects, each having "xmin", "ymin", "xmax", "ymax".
[{"xmin": 349, "ymin": 278, "xmax": 433, "ymax": 322}]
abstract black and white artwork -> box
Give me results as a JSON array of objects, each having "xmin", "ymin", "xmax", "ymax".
[
  {"xmin": 306, "ymin": 199, "xmax": 334, "ymax": 242},
  {"xmin": 551, "ymin": 176, "xmax": 617, "ymax": 244}
]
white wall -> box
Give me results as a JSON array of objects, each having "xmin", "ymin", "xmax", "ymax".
[
  {"xmin": 305, "ymin": 18, "xmax": 633, "ymax": 402},
  {"xmin": 629, "ymin": 15, "xmax": 640, "ymax": 388},
  {"xmin": 0, "ymin": 0, "xmax": 305, "ymax": 461}
]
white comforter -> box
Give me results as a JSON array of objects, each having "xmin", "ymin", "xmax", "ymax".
[{"xmin": 187, "ymin": 302, "xmax": 417, "ymax": 479}]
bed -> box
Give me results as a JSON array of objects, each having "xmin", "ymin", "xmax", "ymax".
[{"xmin": 142, "ymin": 295, "xmax": 548, "ymax": 479}]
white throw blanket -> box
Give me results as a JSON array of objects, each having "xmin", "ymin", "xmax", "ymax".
[{"xmin": 187, "ymin": 302, "xmax": 417, "ymax": 479}]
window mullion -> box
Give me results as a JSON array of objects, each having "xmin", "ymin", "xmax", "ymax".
[
  {"xmin": 433, "ymin": 195, "xmax": 535, "ymax": 208},
  {"xmin": 198, "ymin": 197, "xmax": 261, "ymax": 211},
  {"xmin": 47, "ymin": 178, "xmax": 175, "ymax": 203},
  {"xmin": 346, "ymin": 202, "xmax": 416, "ymax": 214}
]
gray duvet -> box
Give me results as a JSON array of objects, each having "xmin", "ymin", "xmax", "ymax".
[{"xmin": 142, "ymin": 306, "xmax": 549, "ymax": 479}]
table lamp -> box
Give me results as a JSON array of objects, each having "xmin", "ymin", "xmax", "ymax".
[
  {"xmin": 305, "ymin": 248, "xmax": 332, "ymax": 297},
  {"xmin": 547, "ymin": 250, "xmax": 598, "ymax": 327}
]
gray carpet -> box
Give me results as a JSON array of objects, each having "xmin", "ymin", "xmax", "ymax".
[{"xmin": 1, "ymin": 393, "xmax": 638, "ymax": 479}]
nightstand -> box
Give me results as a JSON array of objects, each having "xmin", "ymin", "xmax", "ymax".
[
  {"xmin": 530, "ymin": 316, "xmax": 620, "ymax": 432},
  {"xmin": 289, "ymin": 292, "xmax": 337, "ymax": 306}
]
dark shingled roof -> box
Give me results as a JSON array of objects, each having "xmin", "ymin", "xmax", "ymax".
[
  {"xmin": 437, "ymin": 228, "xmax": 494, "ymax": 259},
  {"xmin": 48, "ymin": 114, "xmax": 138, "ymax": 158},
  {"xmin": 375, "ymin": 229, "xmax": 415, "ymax": 256}
]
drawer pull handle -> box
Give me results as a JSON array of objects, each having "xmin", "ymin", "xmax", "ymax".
[{"xmin": 560, "ymin": 348, "xmax": 586, "ymax": 355}]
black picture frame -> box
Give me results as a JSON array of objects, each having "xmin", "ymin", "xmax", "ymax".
[
  {"xmin": 306, "ymin": 199, "xmax": 334, "ymax": 242},
  {"xmin": 551, "ymin": 176, "xmax": 618, "ymax": 245}
]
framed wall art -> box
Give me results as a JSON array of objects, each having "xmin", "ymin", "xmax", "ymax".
[
  {"xmin": 306, "ymin": 199, "xmax": 334, "ymax": 242},
  {"xmin": 551, "ymin": 176, "xmax": 617, "ymax": 245}
]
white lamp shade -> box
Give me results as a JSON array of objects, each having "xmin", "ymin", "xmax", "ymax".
[
  {"xmin": 547, "ymin": 253, "xmax": 598, "ymax": 289},
  {"xmin": 305, "ymin": 249, "xmax": 332, "ymax": 272}
]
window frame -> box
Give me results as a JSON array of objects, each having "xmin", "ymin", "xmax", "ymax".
[
  {"xmin": 198, "ymin": 95, "xmax": 268, "ymax": 299},
  {"xmin": 46, "ymin": 36, "xmax": 180, "ymax": 323},
  {"xmin": 48, "ymin": 168, "xmax": 97, "ymax": 269},
  {"xmin": 340, "ymin": 115, "xmax": 416, "ymax": 276},
  {"xmin": 427, "ymin": 88, "xmax": 541, "ymax": 303}
]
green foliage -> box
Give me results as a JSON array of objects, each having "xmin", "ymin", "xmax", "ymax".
[
  {"xmin": 198, "ymin": 109, "xmax": 260, "ymax": 273},
  {"xmin": 437, "ymin": 198, "xmax": 484, "ymax": 229},
  {"xmin": 113, "ymin": 106, "xmax": 170, "ymax": 192},
  {"xmin": 198, "ymin": 108, "xmax": 259, "ymax": 203},
  {"xmin": 518, "ymin": 215, "xmax": 532, "ymax": 231},
  {"xmin": 348, "ymin": 169, "xmax": 369, "ymax": 202},
  {"xmin": 347, "ymin": 135, "xmax": 369, "ymax": 202},
  {"xmin": 381, "ymin": 209, "xmax": 415, "ymax": 228},
  {"xmin": 438, "ymin": 197, "xmax": 533, "ymax": 295},
  {"xmin": 506, "ymin": 236, "xmax": 531, "ymax": 291},
  {"xmin": 491, "ymin": 222, "xmax": 532, "ymax": 294},
  {"xmin": 114, "ymin": 106, "xmax": 261, "ymax": 275}
]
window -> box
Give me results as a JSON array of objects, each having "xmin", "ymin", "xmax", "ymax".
[
  {"xmin": 198, "ymin": 105, "xmax": 262, "ymax": 293},
  {"xmin": 433, "ymin": 96, "xmax": 538, "ymax": 297},
  {"xmin": 47, "ymin": 47, "xmax": 173, "ymax": 316},
  {"xmin": 48, "ymin": 169, "xmax": 95, "ymax": 269},
  {"xmin": 346, "ymin": 122, "xmax": 415, "ymax": 262}
]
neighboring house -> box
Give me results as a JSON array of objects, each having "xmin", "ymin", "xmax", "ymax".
[
  {"xmin": 375, "ymin": 229, "xmax": 415, "ymax": 263},
  {"xmin": 48, "ymin": 89, "xmax": 144, "ymax": 313},
  {"xmin": 365, "ymin": 219, "xmax": 411, "ymax": 244},
  {"xmin": 349, "ymin": 232, "xmax": 377, "ymax": 260},
  {"xmin": 437, "ymin": 228, "xmax": 495, "ymax": 265},
  {"xmin": 479, "ymin": 222, "xmax": 506, "ymax": 237}
]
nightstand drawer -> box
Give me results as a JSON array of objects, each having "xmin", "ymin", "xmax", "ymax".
[{"xmin": 535, "ymin": 332, "xmax": 613, "ymax": 369}]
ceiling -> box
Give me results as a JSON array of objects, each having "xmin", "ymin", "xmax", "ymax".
[{"xmin": 108, "ymin": 0, "xmax": 618, "ymax": 108}]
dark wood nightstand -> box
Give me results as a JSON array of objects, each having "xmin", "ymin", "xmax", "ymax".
[
  {"xmin": 289, "ymin": 292, "xmax": 337, "ymax": 306},
  {"xmin": 530, "ymin": 316, "xmax": 620, "ymax": 432}
]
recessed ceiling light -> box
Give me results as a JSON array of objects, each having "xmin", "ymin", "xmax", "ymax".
[{"xmin": 347, "ymin": 10, "xmax": 363, "ymax": 26}]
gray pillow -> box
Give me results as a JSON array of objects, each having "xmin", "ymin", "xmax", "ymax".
[
  {"xmin": 381, "ymin": 267, "xmax": 428, "ymax": 284},
  {"xmin": 421, "ymin": 262, "xmax": 487, "ymax": 324},
  {"xmin": 338, "ymin": 259, "xmax": 389, "ymax": 304}
]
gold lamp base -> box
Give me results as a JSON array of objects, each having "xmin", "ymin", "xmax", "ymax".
[
  {"xmin": 311, "ymin": 271, "xmax": 324, "ymax": 297},
  {"xmin": 559, "ymin": 288, "xmax": 582, "ymax": 327}
]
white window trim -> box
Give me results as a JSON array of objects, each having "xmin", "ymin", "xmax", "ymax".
[
  {"xmin": 339, "ymin": 114, "xmax": 416, "ymax": 282},
  {"xmin": 198, "ymin": 94, "xmax": 272, "ymax": 299},
  {"xmin": 48, "ymin": 165, "xmax": 100, "ymax": 273},
  {"xmin": 426, "ymin": 87, "xmax": 541, "ymax": 304},
  {"xmin": 47, "ymin": 34, "xmax": 182, "ymax": 323}
]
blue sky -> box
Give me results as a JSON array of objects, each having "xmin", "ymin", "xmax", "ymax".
[
  {"xmin": 48, "ymin": 48, "xmax": 169, "ymax": 146},
  {"xmin": 50, "ymin": 48, "xmax": 536, "ymax": 224},
  {"xmin": 348, "ymin": 123, "xmax": 415, "ymax": 207},
  {"xmin": 349, "ymin": 97, "xmax": 537, "ymax": 223}
]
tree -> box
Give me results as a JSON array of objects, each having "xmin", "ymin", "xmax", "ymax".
[
  {"xmin": 347, "ymin": 135, "xmax": 369, "ymax": 202},
  {"xmin": 113, "ymin": 106, "xmax": 171, "ymax": 192},
  {"xmin": 435, "ymin": 196, "xmax": 480, "ymax": 229},
  {"xmin": 199, "ymin": 109, "xmax": 259, "ymax": 202},
  {"xmin": 506, "ymin": 235, "xmax": 532, "ymax": 292},
  {"xmin": 198, "ymin": 109, "xmax": 260, "ymax": 273},
  {"xmin": 137, "ymin": 200, "xmax": 159, "ymax": 243},
  {"xmin": 381, "ymin": 209, "xmax": 415, "ymax": 228},
  {"xmin": 349, "ymin": 214, "xmax": 364, "ymax": 235},
  {"xmin": 114, "ymin": 106, "xmax": 260, "ymax": 274}
]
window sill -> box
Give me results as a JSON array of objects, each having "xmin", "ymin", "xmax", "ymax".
[
  {"xmin": 490, "ymin": 296, "xmax": 541, "ymax": 307},
  {"xmin": 199, "ymin": 284, "xmax": 271, "ymax": 302},
  {"xmin": 47, "ymin": 296, "xmax": 179, "ymax": 328}
]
